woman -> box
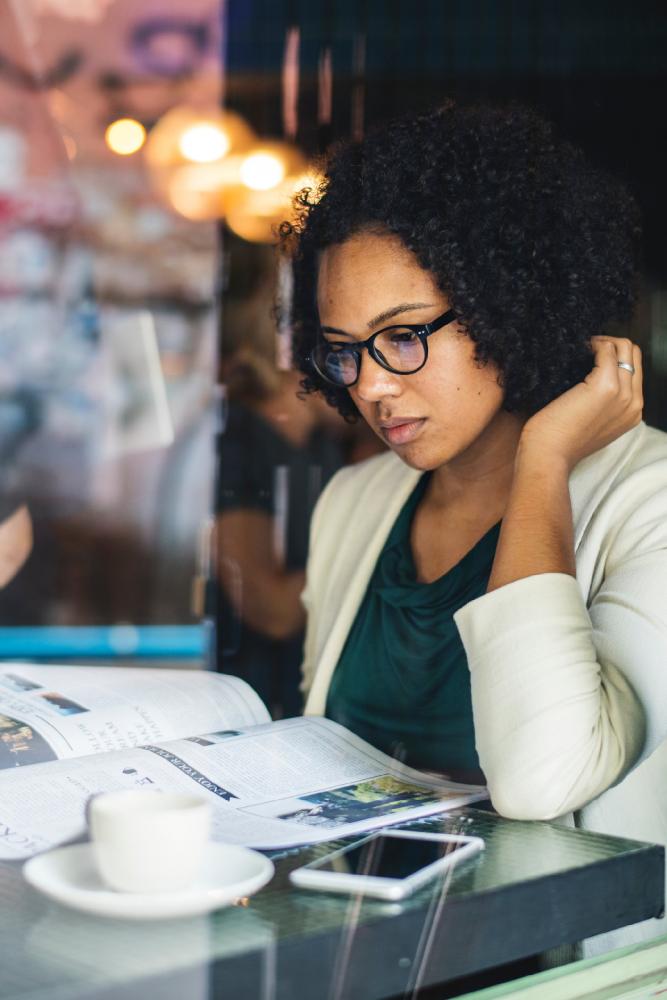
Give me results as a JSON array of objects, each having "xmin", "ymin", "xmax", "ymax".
[{"xmin": 283, "ymin": 104, "xmax": 667, "ymax": 952}]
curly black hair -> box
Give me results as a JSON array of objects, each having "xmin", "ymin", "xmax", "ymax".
[{"xmin": 280, "ymin": 103, "xmax": 642, "ymax": 421}]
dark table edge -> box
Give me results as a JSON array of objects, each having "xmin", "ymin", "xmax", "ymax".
[{"xmin": 63, "ymin": 841, "xmax": 664, "ymax": 1000}]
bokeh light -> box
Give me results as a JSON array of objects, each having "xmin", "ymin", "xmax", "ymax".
[
  {"xmin": 226, "ymin": 167, "xmax": 322, "ymax": 243},
  {"xmin": 145, "ymin": 106, "xmax": 256, "ymax": 220},
  {"xmin": 240, "ymin": 151, "xmax": 286, "ymax": 191},
  {"xmin": 146, "ymin": 107, "xmax": 255, "ymax": 173},
  {"xmin": 166, "ymin": 159, "xmax": 243, "ymax": 221},
  {"xmin": 178, "ymin": 123, "xmax": 230, "ymax": 164},
  {"xmin": 144, "ymin": 107, "xmax": 316, "ymax": 234},
  {"xmin": 105, "ymin": 118, "xmax": 146, "ymax": 156}
]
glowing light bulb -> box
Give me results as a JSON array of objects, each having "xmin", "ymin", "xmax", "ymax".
[
  {"xmin": 178, "ymin": 124, "xmax": 229, "ymax": 164},
  {"xmin": 105, "ymin": 118, "xmax": 146, "ymax": 156},
  {"xmin": 240, "ymin": 152, "xmax": 286, "ymax": 191}
]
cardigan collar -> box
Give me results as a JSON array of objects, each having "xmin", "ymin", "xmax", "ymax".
[{"xmin": 304, "ymin": 460, "xmax": 420, "ymax": 715}]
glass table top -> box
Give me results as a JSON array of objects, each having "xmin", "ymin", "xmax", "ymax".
[{"xmin": 0, "ymin": 808, "xmax": 661, "ymax": 1000}]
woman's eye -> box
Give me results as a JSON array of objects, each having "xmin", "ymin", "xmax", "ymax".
[{"xmin": 389, "ymin": 330, "xmax": 419, "ymax": 344}]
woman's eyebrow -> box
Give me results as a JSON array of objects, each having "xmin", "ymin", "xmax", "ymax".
[
  {"xmin": 320, "ymin": 325, "xmax": 354, "ymax": 338},
  {"xmin": 367, "ymin": 302, "xmax": 435, "ymax": 328},
  {"xmin": 320, "ymin": 302, "xmax": 436, "ymax": 338}
]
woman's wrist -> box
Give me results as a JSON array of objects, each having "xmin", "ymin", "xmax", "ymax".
[
  {"xmin": 515, "ymin": 429, "xmax": 575, "ymax": 478},
  {"xmin": 485, "ymin": 432, "xmax": 576, "ymax": 593}
]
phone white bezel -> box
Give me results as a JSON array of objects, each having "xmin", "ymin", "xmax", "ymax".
[{"xmin": 289, "ymin": 829, "xmax": 484, "ymax": 900}]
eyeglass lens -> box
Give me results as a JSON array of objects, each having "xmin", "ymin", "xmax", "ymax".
[{"xmin": 316, "ymin": 328, "xmax": 426, "ymax": 386}]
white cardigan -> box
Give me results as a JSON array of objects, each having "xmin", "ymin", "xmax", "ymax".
[{"xmin": 301, "ymin": 421, "xmax": 667, "ymax": 953}]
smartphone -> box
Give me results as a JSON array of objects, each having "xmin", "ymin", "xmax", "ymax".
[{"xmin": 289, "ymin": 829, "xmax": 484, "ymax": 900}]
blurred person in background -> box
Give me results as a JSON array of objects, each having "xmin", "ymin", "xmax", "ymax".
[{"xmin": 215, "ymin": 243, "xmax": 350, "ymax": 717}]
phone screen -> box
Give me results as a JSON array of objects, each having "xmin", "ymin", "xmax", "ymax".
[{"xmin": 311, "ymin": 834, "xmax": 469, "ymax": 880}]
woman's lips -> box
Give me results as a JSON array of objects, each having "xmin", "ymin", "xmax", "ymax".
[{"xmin": 380, "ymin": 418, "xmax": 426, "ymax": 446}]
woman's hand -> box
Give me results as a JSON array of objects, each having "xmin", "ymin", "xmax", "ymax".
[
  {"xmin": 519, "ymin": 336, "xmax": 644, "ymax": 472},
  {"xmin": 488, "ymin": 336, "xmax": 642, "ymax": 592}
]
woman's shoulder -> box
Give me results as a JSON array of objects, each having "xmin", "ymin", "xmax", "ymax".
[
  {"xmin": 573, "ymin": 423, "xmax": 667, "ymax": 562},
  {"xmin": 631, "ymin": 422, "xmax": 667, "ymax": 466},
  {"xmin": 608, "ymin": 422, "xmax": 667, "ymax": 494},
  {"xmin": 616, "ymin": 422, "xmax": 667, "ymax": 517},
  {"xmin": 572, "ymin": 422, "xmax": 667, "ymax": 499}
]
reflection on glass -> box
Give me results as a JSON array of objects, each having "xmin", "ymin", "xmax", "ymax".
[{"xmin": 0, "ymin": 0, "xmax": 220, "ymax": 633}]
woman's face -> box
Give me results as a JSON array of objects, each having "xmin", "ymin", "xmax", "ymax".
[{"xmin": 316, "ymin": 230, "xmax": 509, "ymax": 472}]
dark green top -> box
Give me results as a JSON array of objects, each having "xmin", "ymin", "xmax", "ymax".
[{"xmin": 325, "ymin": 474, "xmax": 500, "ymax": 778}]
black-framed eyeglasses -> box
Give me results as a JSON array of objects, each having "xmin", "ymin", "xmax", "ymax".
[{"xmin": 309, "ymin": 307, "xmax": 457, "ymax": 388}]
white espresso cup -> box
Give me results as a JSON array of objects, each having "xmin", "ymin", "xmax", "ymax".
[{"xmin": 89, "ymin": 789, "xmax": 211, "ymax": 894}]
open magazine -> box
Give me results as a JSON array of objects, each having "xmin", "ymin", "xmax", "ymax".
[{"xmin": 0, "ymin": 664, "xmax": 487, "ymax": 859}]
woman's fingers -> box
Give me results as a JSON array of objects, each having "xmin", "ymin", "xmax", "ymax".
[
  {"xmin": 523, "ymin": 334, "xmax": 644, "ymax": 470},
  {"xmin": 590, "ymin": 334, "xmax": 643, "ymax": 423},
  {"xmin": 588, "ymin": 338, "xmax": 625, "ymax": 393}
]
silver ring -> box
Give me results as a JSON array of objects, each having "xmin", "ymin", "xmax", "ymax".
[{"xmin": 617, "ymin": 361, "xmax": 635, "ymax": 375}]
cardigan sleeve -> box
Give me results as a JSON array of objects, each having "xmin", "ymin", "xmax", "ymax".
[{"xmin": 454, "ymin": 571, "xmax": 648, "ymax": 820}]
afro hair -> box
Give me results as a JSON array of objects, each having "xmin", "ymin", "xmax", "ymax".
[{"xmin": 281, "ymin": 103, "xmax": 641, "ymax": 421}]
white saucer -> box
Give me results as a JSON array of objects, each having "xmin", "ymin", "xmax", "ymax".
[{"xmin": 23, "ymin": 842, "xmax": 274, "ymax": 920}]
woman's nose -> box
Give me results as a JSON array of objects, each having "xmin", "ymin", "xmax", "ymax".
[{"xmin": 354, "ymin": 352, "xmax": 402, "ymax": 402}]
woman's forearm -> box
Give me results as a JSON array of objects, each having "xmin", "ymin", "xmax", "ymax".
[{"xmin": 487, "ymin": 443, "xmax": 575, "ymax": 593}]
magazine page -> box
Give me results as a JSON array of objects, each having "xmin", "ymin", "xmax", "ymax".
[
  {"xmin": 0, "ymin": 664, "xmax": 270, "ymax": 770},
  {"xmin": 0, "ymin": 717, "xmax": 486, "ymax": 859}
]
